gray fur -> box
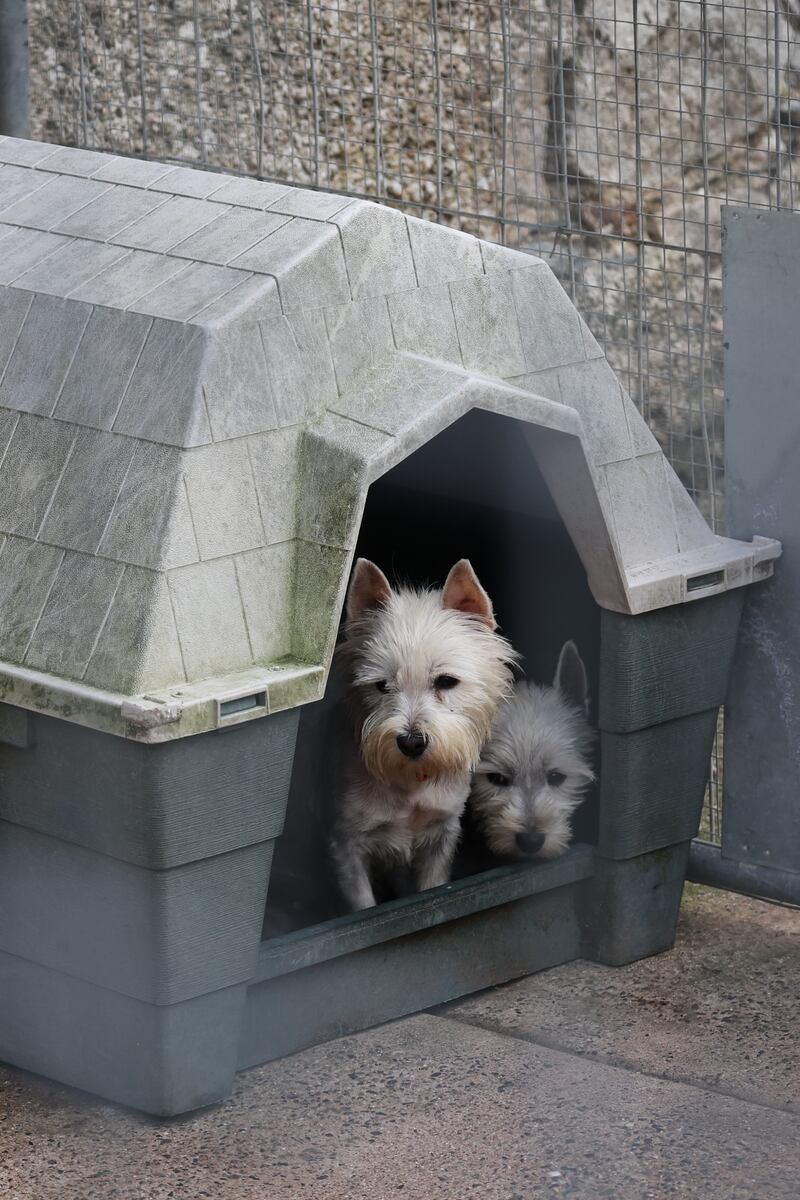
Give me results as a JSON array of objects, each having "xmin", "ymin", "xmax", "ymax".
[{"xmin": 469, "ymin": 642, "xmax": 595, "ymax": 860}]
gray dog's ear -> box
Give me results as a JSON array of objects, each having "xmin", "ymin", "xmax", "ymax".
[
  {"xmin": 441, "ymin": 559, "xmax": 496, "ymax": 629},
  {"xmin": 346, "ymin": 558, "xmax": 393, "ymax": 625},
  {"xmin": 555, "ymin": 641, "xmax": 589, "ymax": 715}
]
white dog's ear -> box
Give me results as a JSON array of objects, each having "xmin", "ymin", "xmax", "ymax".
[
  {"xmin": 555, "ymin": 641, "xmax": 589, "ymax": 715},
  {"xmin": 442, "ymin": 560, "xmax": 496, "ymax": 629},
  {"xmin": 346, "ymin": 558, "xmax": 393, "ymax": 624}
]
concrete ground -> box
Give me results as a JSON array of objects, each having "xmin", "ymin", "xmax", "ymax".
[{"xmin": 0, "ymin": 883, "xmax": 798, "ymax": 1200}]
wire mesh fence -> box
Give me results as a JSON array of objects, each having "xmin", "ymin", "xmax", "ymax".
[{"xmin": 27, "ymin": 0, "xmax": 799, "ymax": 839}]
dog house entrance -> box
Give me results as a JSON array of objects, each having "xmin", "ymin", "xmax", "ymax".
[{"xmin": 264, "ymin": 408, "xmax": 601, "ymax": 936}]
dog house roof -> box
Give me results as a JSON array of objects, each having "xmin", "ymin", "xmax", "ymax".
[{"xmin": 0, "ymin": 137, "xmax": 780, "ymax": 740}]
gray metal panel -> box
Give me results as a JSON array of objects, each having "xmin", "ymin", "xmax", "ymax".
[
  {"xmin": 0, "ymin": 1, "xmax": 31, "ymax": 138},
  {"xmin": 722, "ymin": 207, "xmax": 800, "ymax": 881},
  {"xmin": 688, "ymin": 841, "xmax": 800, "ymax": 906}
]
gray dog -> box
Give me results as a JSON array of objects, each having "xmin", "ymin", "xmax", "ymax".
[{"xmin": 468, "ymin": 642, "xmax": 595, "ymax": 860}]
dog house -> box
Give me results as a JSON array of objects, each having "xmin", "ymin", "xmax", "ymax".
[{"xmin": 0, "ymin": 136, "xmax": 780, "ymax": 1115}]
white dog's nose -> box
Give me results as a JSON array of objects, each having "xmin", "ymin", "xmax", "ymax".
[{"xmin": 396, "ymin": 730, "xmax": 428, "ymax": 760}]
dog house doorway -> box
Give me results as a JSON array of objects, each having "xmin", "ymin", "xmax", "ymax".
[{"xmin": 264, "ymin": 408, "xmax": 602, "ymax": 935}]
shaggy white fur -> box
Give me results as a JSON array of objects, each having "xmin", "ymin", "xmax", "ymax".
[{"xmin": 331, "ymin": 558, "xmax": 516, "ymax": 911}]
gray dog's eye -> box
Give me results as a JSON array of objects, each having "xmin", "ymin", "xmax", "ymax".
[
  {"xmin": 487, "ymin": 772, "xmax": 510, "ymax": 787},
  {"xmin": 375, "ymin": 680, "xmax": 390, "ymax": 693},
  {"xmin": 434, "ymin": 674, "xmax": 459, "ymax": 690},
  {"xmin": 547, "ymin": 769, "xmax": 567, "ymax": 787}
]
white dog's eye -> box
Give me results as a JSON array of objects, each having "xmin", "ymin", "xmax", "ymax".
[
  {"xmin": 375, "ymin": 680, "xmax": 390, "ymax": 693},
  {"xmin": 487, "ymin": 772, "xmax": 510, "ymax": 787},
  {"xmin": 547, "ymin": 769, "xmax": 567, "ymax": 787},
  {"xmin": 434, "ymin": 674, "xmax": 459, "ymax": 690}
]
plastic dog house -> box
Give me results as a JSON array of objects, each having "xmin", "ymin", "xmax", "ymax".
[{"xmin": 0, "ymin": 137, "xmax": 780, "ymax": 1114}]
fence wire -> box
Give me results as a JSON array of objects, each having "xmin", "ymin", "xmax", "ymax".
[{"xmin": 28, "ymin": 0, "xmax": 800, "ymax": 841}]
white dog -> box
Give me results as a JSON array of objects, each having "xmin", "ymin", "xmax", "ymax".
[{"xmin": 330, "ymin": 558, "xmax": 515, "ymax": 910}]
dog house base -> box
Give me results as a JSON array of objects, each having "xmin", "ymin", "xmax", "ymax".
[
  {"xmin": 239, "ymin": 841, "xmax": 690, "ymax": 1072},
  {"xmin": 0, "ymin": 707, "xmax": 299, "ymax": 1114},
  {"xmin": 0, "ymin": 842, "xmax": 688, "ymax": 1114},
  {"xmin": 0, "ymin": 953, "xmax": 248, "ymax": 1115}
]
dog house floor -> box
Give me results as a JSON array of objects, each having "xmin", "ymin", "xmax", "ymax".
[{"xmin": 243, "ymin": 846, "xmax": 596, "ymax": 1069}]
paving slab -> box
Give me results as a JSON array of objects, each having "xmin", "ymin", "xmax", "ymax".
[
  {"xmin": 442, "ymin": 883, "xmax": 800, "ymax": 1114},
  {"xmin": 0, "ymin": 1004, "xmax": 798, "ymax": 1200},
  {"xmin": 0, "ymin": 887, "xmax": 798, "ymax": 1197}
]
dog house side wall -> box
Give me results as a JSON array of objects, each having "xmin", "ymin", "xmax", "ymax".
[
  {"xmin": 0, "ymin": 705, "xmax": 298, "ymax": 867},
  {"xmin": 582, "ymin": 843, "xmax": 693, "ymax": 966},
  {"xmin": 598, "ymin": 590, "xmax": 744, "ymax": 856},
  {"xmin": 0, "ymin": 951, "xmax": 248, "ymax": 1115},
  {"xmin": 583, "ymin": 589, "xmax": 745, "ymax": 966},
  {"xmin": 0, "ymin": 706, "xmax": 299, "ymax": 1112},
  {"xmin": 598, "ymin": 710, "xmax": 719, "ymax": 858}
]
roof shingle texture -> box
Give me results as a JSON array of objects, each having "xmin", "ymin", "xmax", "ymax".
[{"xmin": 0, "ymin": 137, "xmax": 774, "ymax": 726}]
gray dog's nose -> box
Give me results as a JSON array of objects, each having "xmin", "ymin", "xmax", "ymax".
[
  {"xmin": 515, "ymin": 831, "xmax": 545, "ymax": 856},
  {"xmin": 396, "ymin": 730, "xmax": 428, "ymax": 760}
]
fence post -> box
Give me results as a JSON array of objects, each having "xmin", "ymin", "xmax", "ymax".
[
  {"xmin": 689, "ymin": 205, "xmax": 800, "ymax": 905},
  {"xmin": 0, "ymin": 0, "xmax": 31, "ymax": 138}
]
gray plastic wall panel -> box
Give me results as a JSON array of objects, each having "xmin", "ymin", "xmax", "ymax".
[
  {"xmin": 0, "ymin": 950, "xmax": 246, "ymax": 1115},
  {"xmin": 582, "ymin": 843, "xmax": 690, "ymax": 966},
  {"xmin": 0, "ymin": 701, "xmax": 30, "ymax": 747},
  {"xmin": 0, "ymin": 822, "xmax": 274, "ymax": 1004},
  {"xmin": 722, "ymin": 207, "xmax": 800, "ymax": 879},
  {"xmin": 598, "ymin": 592, "xmax": 743, "ymax": 733},
  {"xmin": 0, "ymin": 706, "xmax": 299, "ymax": 867},
  {"xmin": 598, "ymin": 709, "xmax": 719, "ymax": 858}
]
